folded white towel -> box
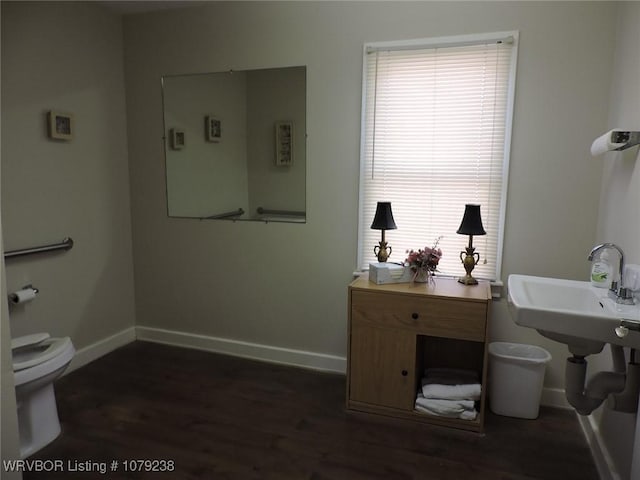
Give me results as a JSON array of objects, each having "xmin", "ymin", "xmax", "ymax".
[
  {"xmin": 421, "ymin": 378, "xmax": 481, "ymax": 401},
  {"xmin": 423, "ymin": 367, "xmax": 480, "ymax": 386},
  {"xmin": 415, "ymin": 395, "xmax": 475, "ymax": 412},
  {"xmin": 415, "ymin": 404, "xmax": 478, "ymax": 421},
  {"xmin": 414, "ymin": 398, "xmax": 478, "ymax": 421}
]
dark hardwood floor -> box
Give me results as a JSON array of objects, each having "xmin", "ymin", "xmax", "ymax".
[{"xmin": 26, "ymin": 341, "xmax": 599, "ymax": 479}]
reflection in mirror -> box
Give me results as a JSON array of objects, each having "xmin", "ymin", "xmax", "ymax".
[{"xmin": 162, "ymin": 66, "xmax": 306, "ymax": 223}]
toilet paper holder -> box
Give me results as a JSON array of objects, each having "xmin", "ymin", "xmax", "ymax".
[
  {"xmin": 608, "ymin": 131, "xmax": 640, "ymax": 150},
  {"xmin": 9, "ymin": 285, "xmax": 39, "ymax": 304},
  {"xmin": 591, "ymin": 130, "xmax": 640, "ymax": 156}
]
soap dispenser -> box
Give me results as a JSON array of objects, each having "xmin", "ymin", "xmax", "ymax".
[{"xmin": 591, "ymin": 249, "xmax": 612, "ymax": 288}]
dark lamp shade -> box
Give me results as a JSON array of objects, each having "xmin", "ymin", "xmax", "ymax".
[
  {"xmin": 457, "ymin": 204, "xmax": 486, "ymax": 236},
  {"xmin": 370, "ymin": 202, "xmax": 397, "ymax": 230}
]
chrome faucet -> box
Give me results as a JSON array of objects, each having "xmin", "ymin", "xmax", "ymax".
[{"xmin": 588, "ymin": 243, "xmax": 634, "ymax": 304}]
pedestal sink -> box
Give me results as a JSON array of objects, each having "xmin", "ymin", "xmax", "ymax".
[{"xmin": 507, "ymin": 275, "xmax": 640, "ymax": 355}]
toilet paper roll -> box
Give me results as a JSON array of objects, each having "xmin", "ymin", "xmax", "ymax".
[
  {"xmin": 591, "ymin": 130, "xmax": 627, "ymax": 156},
  {"xmin": 9, "ymin": 287, "xmax": 37, "ymax": 305}
]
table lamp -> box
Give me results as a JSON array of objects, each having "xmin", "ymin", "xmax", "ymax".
[
  {"xmin": 371, "ymin": 202, "xmax": 397, "ymax": 262},
  {"xmin": 457, "ymin": 204, "xmax": 486, "ymax": 285}
]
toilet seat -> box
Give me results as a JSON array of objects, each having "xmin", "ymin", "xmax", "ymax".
[
  {"xmin": 12, "ymin": 334, "xmax": 74, "ymax": 372},
  {"xmin": 11, "ymin": 333, "xmax": 50, "ymax": 351}
]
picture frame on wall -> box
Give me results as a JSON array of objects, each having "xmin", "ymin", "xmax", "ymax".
[
  {"xmin": 275, "ymin": 121, "xmax": 293, "ymax": 166},
  {"xmin": 47, "ymin": 110, "xmax": 74, "ymax": 141},
  {"xmin": 170, "ymin": 128, "xmax": 185, "ymax": 150},
  {"xmin": 205, "ymin": 115, "xmax": 221, "ymax": 143}
]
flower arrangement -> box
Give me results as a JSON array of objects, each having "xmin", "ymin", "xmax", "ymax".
[{"xmin": 405, "ymin": 236, "xmax": 443, "ymax": 282}]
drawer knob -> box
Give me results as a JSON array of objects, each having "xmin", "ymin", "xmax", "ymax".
[
  {"xmin": 401, "ymin": 370, "xmax": 408, "ymax": 376},
  {"xmin": 411, "ymin": 312, "xmax": 419, "ymax": 320}
]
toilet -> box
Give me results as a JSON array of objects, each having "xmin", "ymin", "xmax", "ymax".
[{"xmin": 12, "ymin": 333, "xmax": 75, "ymax": 458}]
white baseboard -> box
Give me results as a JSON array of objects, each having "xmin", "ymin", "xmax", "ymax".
[
  {"xmin": 62, "ymin": 325, "xmax": 615, "ymax": 479},
  {"xmin": 578, "ymin": 414, "xmax": 620, "ymax": 480},
  {"xmin": 541, "ymin": 388, "xmax": 618, "ymax": 479},
  {"xmin": 67, "ymin": 325, "xmax": 568, "ymax": 403},
  {"xmin": 135, "ymin": 326, "xmax": 347, "ymax": 374},
  {"xmin": 66, "ymin": 327, "xmax": 136, "ymax": 374},
  {"xmin": 62, "ymin": 327, "xmax": 577, "ymax": 409},
  {"xmin": 541, "ymin": 387, "xmax": 571, "ymax": 409},
  {"xmin": 541, "ymin": 388, "xmax": 622, "ymax": 480}
]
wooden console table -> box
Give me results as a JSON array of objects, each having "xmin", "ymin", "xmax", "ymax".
[{"xmin": 346, "ymin": 276, "xmax": 491, "ymax": 432}]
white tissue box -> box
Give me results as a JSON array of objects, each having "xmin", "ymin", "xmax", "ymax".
[{"xmin": 369, "ymin": 263, "xmax": 413, "ymax": 284}]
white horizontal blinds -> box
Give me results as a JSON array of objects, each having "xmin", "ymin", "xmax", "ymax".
[{"xmin": 360, "ymin": 40, "xmax": 513, "ymax": 279}]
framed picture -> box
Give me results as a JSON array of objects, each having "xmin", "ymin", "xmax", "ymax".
[
  {"xmin": 275, "ymin": 121, "xmax": 293, "ymax": 166},
  {"xmin": 205, "ymin": 115, "xmax": 221, "ymax": 143},
  {"xmin": 170, "ymin": 128, "xmax": 185, "ymax": 150},
  {"xmin": 47, "ymin": 111, "xmax": 74, "ymax": 141}
]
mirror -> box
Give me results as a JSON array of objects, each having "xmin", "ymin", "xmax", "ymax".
[{"xmin": 162, "ymin": 66, "xmax": 306, "ymax": 223}]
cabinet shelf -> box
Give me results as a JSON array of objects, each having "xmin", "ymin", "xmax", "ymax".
[{"xmin": 346, "ymin": 276, "xmax": 491, "ymax": 432}]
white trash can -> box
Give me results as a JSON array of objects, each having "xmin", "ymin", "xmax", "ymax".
[{"xmin": 489, "ymin": 342, "xmax": 552, "ymax": 419}]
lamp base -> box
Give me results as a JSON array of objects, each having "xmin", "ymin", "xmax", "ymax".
[
  {"xmin": 374, "ymin": 241, "xmax": 392, "ymax": 263},
  {"xmin": 458, "ymin": 246, "xmax": 481, "ymax": 286},
  {"xmin": 458, "ymin": 274, "xmax": 479, "ymax": 285}
]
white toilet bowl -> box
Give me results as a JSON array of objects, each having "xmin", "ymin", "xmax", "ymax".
[{"xmin": 12, "ymin": 333, "xmax": 75, "ymax": 458}]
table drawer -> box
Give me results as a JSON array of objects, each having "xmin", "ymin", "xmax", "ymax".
[{"xmin": 351, "ymin": 290, "xmax": 486, "ymax": 341}]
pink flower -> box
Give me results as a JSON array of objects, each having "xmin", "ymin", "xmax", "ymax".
[{"xmin": 404, "ymin": 237, "xmax": 443, "ymax": 273}]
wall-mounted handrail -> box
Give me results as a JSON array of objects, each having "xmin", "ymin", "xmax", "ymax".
[
  {"xmin": 256, "ymin": 207, "xmax": 306, "ymax": 217},
  {"xmin": 205, "ymin": 208, "xmax": 245, "ymax": 220},
  {"xmin": 4, "ymin": 237, "xmax": 74, "ymax": 259}
]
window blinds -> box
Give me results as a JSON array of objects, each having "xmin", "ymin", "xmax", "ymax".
[{"xmin": 358, "ymin": 36, "xmax": 516, "ymax": 280}]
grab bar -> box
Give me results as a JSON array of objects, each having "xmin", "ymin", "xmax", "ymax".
[
  {"xmin": 4, "ymin": 237, "xmax": 74, "ymax": 259},
  {"xmin": 205, "ymin": 208, "xmax": 245, "ymax": 220},
  {"xmin": 256, "ymin": 207, "xmax": 306, "ymax": 217}
]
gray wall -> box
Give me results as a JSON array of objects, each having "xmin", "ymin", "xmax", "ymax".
[
  {"xmin": 123, "ymin": 0, "xmax": 615, "ymax": 385},
  {"xmin": 1, "ymin": 2, "xmax": 136, "ymax": 355},
  {"xmin": 591, "ymin": 3, "xmax": 640, "ymax": 478},
  {"xmin": 1, "ymin": 192, "xmax": 21, "ymax": 480},
  {"xmin": 1, "ymin": 3, "xmax": 135, "ymax": 467},
  {"xmin": 2, "ymin": 0, "xmax": 633, "ymax": 476}
]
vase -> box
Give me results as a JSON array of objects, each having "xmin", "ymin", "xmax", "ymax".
[{"xmin": 413, "ymin": 269, "xmax": 432, "ymax": 283}]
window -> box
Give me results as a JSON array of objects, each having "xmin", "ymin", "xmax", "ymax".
[{"xmin": 358, "ymin": 32, "xmax": 518, "ymax": 281}]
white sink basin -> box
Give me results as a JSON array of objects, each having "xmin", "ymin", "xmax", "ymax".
[{"xmin": 507, "ymin": 274, "xmax": 640, "ymax": 355}]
